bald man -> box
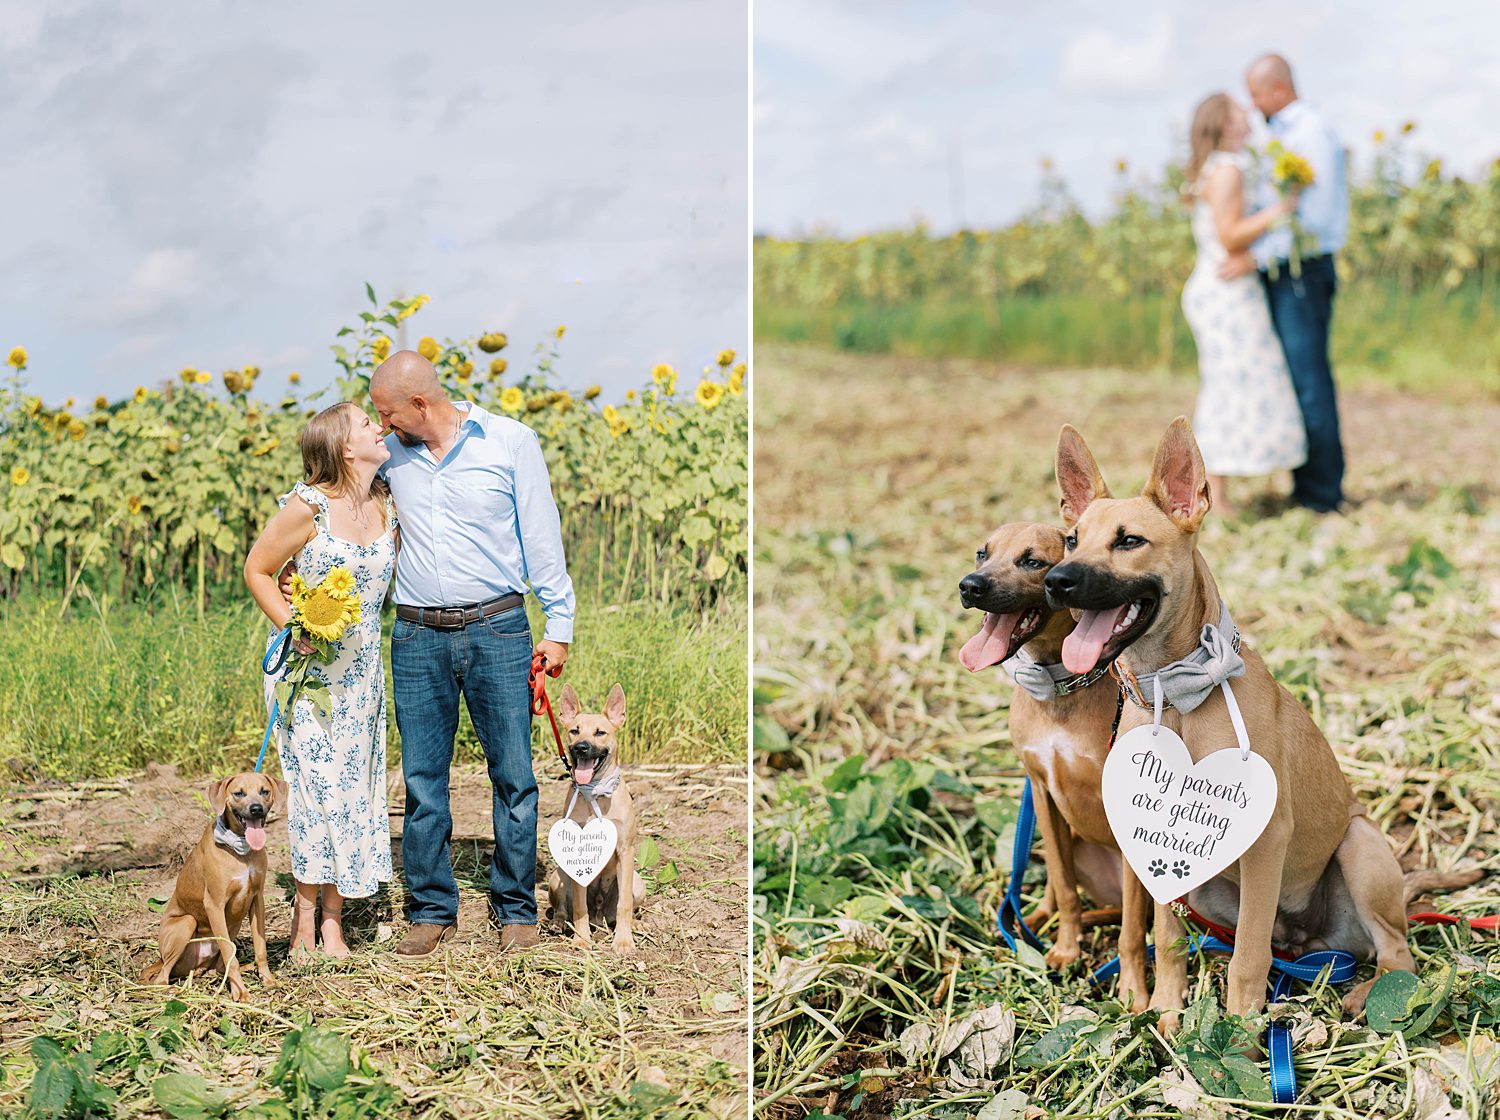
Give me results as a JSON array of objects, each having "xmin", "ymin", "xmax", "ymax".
[
  {"xmin": 1237, "ymin": 52, "xmax": 1349, "ymax": 512},
  {"xmin": 371, "ymin": 351, "xmax": 574, "ymax": 957}
]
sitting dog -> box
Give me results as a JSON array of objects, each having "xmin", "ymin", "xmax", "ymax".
[
  {"xmin": 959, "ymin": 521, "xmax": 1142, "ymax": 977},
  {"xmin": 545, "ymin": 683, "xmax": 646, "ymax": 955},
  {"xmin": 148, "ymin": 772, "xmax": 287, "ymax": 1000},
  {"xmin": 1044, "ymin": 418, "xmax": 1472, "ymax": 1020}
]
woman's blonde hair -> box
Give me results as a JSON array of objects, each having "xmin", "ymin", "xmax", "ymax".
[
  {"xmin": 299, "ymin": 402, "xmax": 390, "ymax": 524},
  {"xmin": 1184, "ymin": 92, "xmax": 1234, "ymax": 196}
]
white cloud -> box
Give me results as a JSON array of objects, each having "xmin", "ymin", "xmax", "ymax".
[
  {"xmin": 1061, "ymin": 17, "xmax": 1176, "ymax": 99},
  {"xmin": 104, "ymin": 249, "xmax": 201, "ymax": 326}
]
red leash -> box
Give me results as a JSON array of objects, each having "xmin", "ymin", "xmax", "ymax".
[
  {"xmin": 1178, "ymin": 901, "xmax": 1500, "ymax": 956},
  {"xmin": 528, "ymin": 651, "xmax": 568, "ymax": 766}
]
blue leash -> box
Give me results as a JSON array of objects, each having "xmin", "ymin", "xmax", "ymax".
[
  {"xmin": 997, "ymin": 774, "xmax": 1357, "ymax": 1104},
  {"xmin": 255, "ymin": 628, "xmax": 293, "ymax": 773}
]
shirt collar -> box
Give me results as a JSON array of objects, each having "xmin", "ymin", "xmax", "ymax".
[
  {"xmin": 455, "ymin": 400, "xmax": 493, "ymax": 436},
  {"xmin": 1268, "ymin": 99, "xmax": 1305, "ymax": 129}
]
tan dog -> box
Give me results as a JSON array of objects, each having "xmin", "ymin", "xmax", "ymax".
[
  {"xmin": 545, "ymin": 684, "xmax": 646, "ymax": 955},
  {"xmin": 959, "ymin": 522, "xmax": 1143, "ymax": 976},
  {"xmin": 148, "ymin": 773, "xmax": 288, "ymax": 1000},
  {"xmin": 1044, "ymin": 418, "xmax": 1438, "ymax": 1021}
]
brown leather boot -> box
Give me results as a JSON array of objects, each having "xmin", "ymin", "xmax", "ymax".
[
  {"xmin": 499, "ymin": 923, "xmax": 539, "ymax": 951},
  {"xmin": 394, "ymin": 923, "xmax": 455, "ymax": 959}
]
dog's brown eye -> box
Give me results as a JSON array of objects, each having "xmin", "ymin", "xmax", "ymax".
[
  {"xmin": 1065, "ymin": 534, "xmax": 1077, "ymax": 551},
  {"xmin": 233, "ymin": 790, "xmax": 246, "ymax": 797},
  {"xmin": 595, "ymin": 729, "xmax": 606, "ymax": 735},
  {"xmin": 975, "ymin": 547, "xmax": 988, "ymax": 564},
  {"xmin": 1114, "ymin": 535, "xmax": 1148, "ymax": 550}
]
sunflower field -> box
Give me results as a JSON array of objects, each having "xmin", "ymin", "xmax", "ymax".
[
  {"xmin": 0, "ymin": 288, "xmax": 748, "ymax": 614},
  {"xmin": 755, "ymin": 127, "xmax": 1500, "ymax": 395}
]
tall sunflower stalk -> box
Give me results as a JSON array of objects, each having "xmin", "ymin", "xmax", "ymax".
[
  {"xmin": 1267, "ymin": 140, "xmax": 1316, "ymax": 279},
  {"xmin": 272, "ymin": 566, "xmax": 362, "ymax": 723}
]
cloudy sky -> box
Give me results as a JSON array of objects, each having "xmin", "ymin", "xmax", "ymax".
[
  {"xmin": 1, "ymin": 1, "xmax": 747, "ymax": 403},
  {"xmin": 755, "ymin": 0, "xmax": 1500, "ymax": 235}
]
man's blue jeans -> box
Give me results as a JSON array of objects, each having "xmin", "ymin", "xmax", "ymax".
[
  {"xmin": 392, "ymin": 605, "xmax": 537, "ymax": 926},
  {"xmin": 1261, "ymin": 254, "xmax": 1344, "ymax": 512}
]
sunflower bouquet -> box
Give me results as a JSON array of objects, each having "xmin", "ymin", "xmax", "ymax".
[
  {"xmin": 1266, "ymin": 139, "xmax": 1316, "ymax": 277},
  {"xmin": 272, "ymin": 565, "xmax": 362, "ymax": 721}
]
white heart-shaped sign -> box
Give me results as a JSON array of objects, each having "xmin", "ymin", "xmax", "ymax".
[
  {"xmin": 1102, "ymin": 724, "xmax": 1278, "ymax": 905},
  {"xmin": 548, "ymin": 817, "xmax": 619, "ymax": 887}
]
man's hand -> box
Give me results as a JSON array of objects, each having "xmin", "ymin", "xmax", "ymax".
[
  {"xmin": 536, "ymin": 639, "xmax": 569, "ymax": 673},
  {"xmin": 1218, "ymin": 250, "xmax": 1258, "ymax": 281},
  {"xmin": 277, "ymin": 561, "xmax": 299, "ymax": 606}
]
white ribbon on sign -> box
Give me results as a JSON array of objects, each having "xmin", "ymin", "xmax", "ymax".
[{"xmin": 1103, "ymin": 679, "xmax": 1275, "ymax": 905}]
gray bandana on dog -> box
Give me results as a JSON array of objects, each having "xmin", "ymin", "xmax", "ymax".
[
  {"xmin": 1004, "ymin": 649, "xmax": 1113, "ymax": 701},
  {"xmin": 213, "ymin": 816, "xmax": 251, "ymax": 856},
  {"xmin": 566, "ymin": 768, "xmax": 623, "ymax": 819},
  {"xmin": 1119, "ymin": 603, "xmax": 1243, "ymax": 715}
]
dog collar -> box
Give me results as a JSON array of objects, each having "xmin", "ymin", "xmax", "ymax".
[
  {"xmin": 1113, "ymin": 602, "xmax": 1244, "ymax": 715},
  {"xmin": 1004, "ymin": 649, "xmax": 1114, "ymax": 701},
  {"xmin": 213, "ymin": 815, "xmax": 251, "ymax": 856},
  {"xmin": 565, "ymin": 767, "xmax": 623, "ymax": 820}
]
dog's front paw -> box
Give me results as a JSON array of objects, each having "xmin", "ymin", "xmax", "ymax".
[
  {"xmin": 611, "ymin": 933, "xmax": 636, "ymax": 956},
  {"xmin": 1044, "ymin": 942, "xmax": 1080, "ymax": 970},
  {"xmin": 572, "ymin": 934, "xmax": 594, "ymax": 951}
]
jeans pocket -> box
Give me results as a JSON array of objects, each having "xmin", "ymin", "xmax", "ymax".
[
  {"xmin": 481, "ymin": 605, "xmax": 532, "ymax": 639},
  {"xmin": 392, "ymin": 617, "xmax": 419, "ymax": 644}
]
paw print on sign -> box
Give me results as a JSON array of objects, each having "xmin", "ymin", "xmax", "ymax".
[
  {"xmin": 1172, "ymin": 860, "xmax": 1191, "ymax": 879},
  {"xmin": 1148, "ymin": 858, "xmax": 1167, "ymax": 877}
]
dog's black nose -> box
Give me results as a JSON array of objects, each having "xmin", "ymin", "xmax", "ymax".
[
  {"xmin": 246, "ymin": 802, "xmax": 266, "ymax": 819},
  {"xmin": 958, "ymin": 573, "xmax": 987, "ymax": 606},
  {"xmin": 1045, "ymin": 564, "xmax": 1082, "ymax": 598}
]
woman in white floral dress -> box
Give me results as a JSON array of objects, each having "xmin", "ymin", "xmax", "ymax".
[
  {"xmin": 1182, "ymin": 92, "xmax": 1308, "ymax": 515},
  {"xmin": 245, "ymin": 402, "xmax": 396, "ymax": 960}
]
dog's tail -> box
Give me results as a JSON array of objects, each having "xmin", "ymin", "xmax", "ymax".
[{"xmin": 1403, "ymin": 866, "xmax": 1484, "ymax": 909}]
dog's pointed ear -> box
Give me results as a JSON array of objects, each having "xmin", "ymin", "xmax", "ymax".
[
  {"xmin": 604, "ymin": 684, "xmax": 626, "ymax": 730},
  {"xmin": 558, "ymin": 683, "xmax": 581, "ymax": 724},
  {"xmin": 1143, "ymin": 417, "xmax": 1211, "ymax": 532},
  {"xmin": 1056, "ymin": 425, "xmax": 1111, "ymax": 527},
  {"xmin": 207, "ymin": 777, "xmax": 232, "ymax": 815}
]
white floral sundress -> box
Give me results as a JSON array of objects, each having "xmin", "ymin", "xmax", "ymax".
[
  {"xmin": 263, "ymin": 481, "xmax": 396, "ymax": 898},
  {"xmin": 1182, "ymin": 150, "xmax": 1308, "ymax": 477}
]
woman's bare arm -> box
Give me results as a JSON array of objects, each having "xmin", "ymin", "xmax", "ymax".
[
  {"xmin": 244, "ymin": 499, "xmax": 317, "ymax": 629},
  {"xmin": 1207, "ymin": 162, "xmax": 1295, "ymax": 254}
]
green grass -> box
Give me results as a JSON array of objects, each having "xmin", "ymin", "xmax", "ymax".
[
  {"xmin": 753, "ymin": 283, "xmax": 1500, "ymax": 400},
  {"xmin": 0, "ymin": 589, "xmax": 746, "ymax": 780},
  {"xmin": 752, "ymin": 347, "xmax": 1500, "ymax": 1118}
]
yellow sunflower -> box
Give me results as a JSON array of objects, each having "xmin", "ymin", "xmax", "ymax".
[
  {"xmin": 728, "ymin": 366, "xmax": 745, "ymax": 396},
  {"xmin": 479, "ymin": 333, "xmax": 508, "ymax": 353},
  {"xmin": 489, "ymin": 358, "xmax": 508, "ymax": 378},
  {"xmin": 180, "ymin": 367, "xmax": 197, "ymax": 384},
  {"xmin": 133, "ymin": 386, "xmax": 148, "ymax": 403},
  {"xmin": 371, "ymin": 336, "xmax": 391, "ymax": 362},
  {"xmin": 296, "ymin": 579, "xmax": 361, "ymax": 643},
  {"xmin": 94, "ymin": 395, "xmax": 108, "ymax": 410},
  {"xmin": 289, "ymin": 572, "xmax": 309, "ymax": 606},
  {"xmin": 717, "ymin": 348, "xmax": 736, "ymax": 367},
  {"xmin": 584, "ymin": 385, "xmax": 601, "ymax": 400},
  {"xmin": 652, "ymin": 364, "xmax": 677, "ymax": 394},
  {"xmin": 195, "ymin": 370, "xmax": 212, "ymax": 385},
  {"xmin": 500, "ymin": 386, "xmax": 525, "ymax": 414},
  {"xmin": 321, "ymin": 566, "xmax": 355, "ymax": 596},
  {"xmin": 554, "ymin": 325, "xmax": 566, "ymax": 340},
  {"xmin": 127, "ymin": 496, "xmax": 143, "ymax": 515},
  {"xmin": 418, "ymin": 337, "xmax": 441, "ymax": 361},
  {"xmin": 288, "ymin": 372, "xmax": 301, "ymax": 384},
  {"xmin": 10, "ymin": 467, "xmax": 30, "ymax": 486},
  {"xmin": 696, "ymin": 380, "xmax": 725, "ymax": 409},
  {"xmin": 7, "ymin": 346, "xmax": 26, "ymax": 369},
  {"xmin": 68, "ymin": 419, "xmax": 86, "ymax": 440}
]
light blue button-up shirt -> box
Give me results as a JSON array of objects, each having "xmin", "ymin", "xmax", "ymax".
[
  {"xmin": 381, "ymin": 402, "xmax": 575, "ymax": 643},
  {"xmin": 1253, "ymin": 99, "xmax": 1349, "ymax": 266}
]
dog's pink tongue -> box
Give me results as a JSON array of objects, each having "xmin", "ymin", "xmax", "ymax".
[
  {"xmin": 245, "ymin": 824, "xmax": 267, "ymax": 852},
  {"xmin": 959, "ymin": 611, "xmax": 1022, "ymax": 672},
  {"xmin": 1062, "ymin": 606, "xmax": 1131, "ymax": 674},
  {"xmin": 573, "ymin": 761, "xmax": 597, "ymax": 785}
]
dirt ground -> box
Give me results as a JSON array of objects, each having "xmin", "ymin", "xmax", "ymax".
[{"xmin": 0, "ymin": 759, "xmax": 749, "ymax": 1112}]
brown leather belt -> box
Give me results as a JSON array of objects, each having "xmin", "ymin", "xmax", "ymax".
[{"xmin": 396, "ymin": 592, "xmax": 525, "ymax": 630}]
